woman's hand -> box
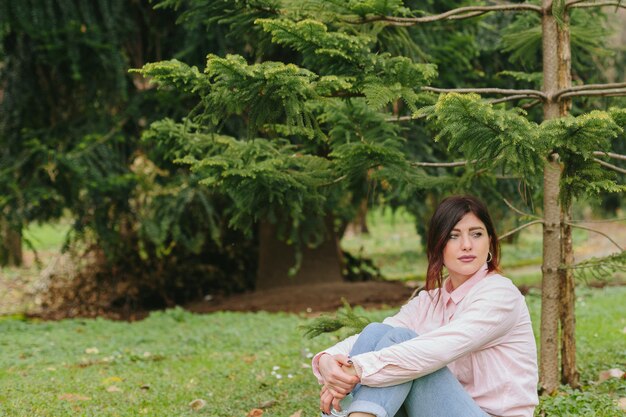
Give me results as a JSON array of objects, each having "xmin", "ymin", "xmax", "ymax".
[
  {"xmin": 319, "ymin": 385, "xmax": 337, "ymax": 415},
  {"xmin": 318, "ymin": 354, "xmax": 360, "ymax": 398},
  {"xmin": 319, "ymin": 384, "xmax": 350, "ymax": 415}
]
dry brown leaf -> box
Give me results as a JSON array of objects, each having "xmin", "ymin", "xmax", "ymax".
[
  {"xmin": 598, "ymin": 368, "xmax": 625, "ymax": 382},
  {"xmin": 618, "ymin": 397, "xmax": 626, "ymax": 411},
  {"xmin": 189, "ymin": 399, "xmax": 207, "ymax": 411},
  {"xmin": 246, "ymin": 408, "xmax": 264, "ymax": 417},
  {"xmin": 289, "ymin": 410, "xmax": 303, "ymax": 417},
  {"xmin": 58, "ymin": 393, "xmax": 91, "ymax": 402},
  {"xmin": 106, "ymin": 385, "xmax": 122, "ymax": 393}
]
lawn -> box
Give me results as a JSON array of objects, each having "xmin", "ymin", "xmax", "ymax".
[{"xmin": 0, "ymin": 287, "xmax": 625, "ymax": 416}]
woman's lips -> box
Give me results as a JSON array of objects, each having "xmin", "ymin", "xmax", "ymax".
[{"xmin": 458, "ymin": 255, "xmax": 476, "ymax": 262}]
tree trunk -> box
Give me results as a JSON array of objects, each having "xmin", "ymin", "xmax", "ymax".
[
  {"xmin": 560, "ymin": 208, "xmax": 579, "ymax": 387},
  {"xmin": 256, "ymin": 218, "xmax": 344, "ymax": 290},
  {"xmin": 539, "ymin": 0, "xmax": 563, "ymax": 395},
  {"xmin": 0, "ymin": 219, "xmax": 23, "ymax": 267},
  {"xmin": 556, "ymin": 12, "xmax": 579, "ymax": 388},
  {"xmin": 344, "ymin": 199, "xmax": 370, "ymax": 238}
]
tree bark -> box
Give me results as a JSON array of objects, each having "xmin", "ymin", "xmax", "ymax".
[
  {"xmin": 556, "ymin": 12, "xmax": 579, "ymax": 388},
  {"xmin": 559, "ymin": 208, "xmax": 579, "ymax": 387},
  {"xmin": 0, "ymin": 219, "xmax": 23, "ymax": 267},
  {"xmin": 539, "ymin": 0, "xmax": 563, "ymax": 395},
  {"xmin": 256, "ymin": 218, "xmax": 344, "ymax": 290}
]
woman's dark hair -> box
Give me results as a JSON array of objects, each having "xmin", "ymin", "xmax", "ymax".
[{"xmin": 425, "ymin": 195, "xmax": 500, "ymax": 291}]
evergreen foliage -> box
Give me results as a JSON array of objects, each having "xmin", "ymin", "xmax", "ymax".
[
  {"xmin": 426, "ymin": 93, "xmax": 546, "ymax": 178},
  {"xmin": 569, "ymin": 250, "xmax": 626, "ymax": 282},
  {"xmin": 302, "ymin": 298, "xmax": 371, "ymax": 339},
  {"xmin": 135, "ymin": 1, "xmax": 440, "ymax": 257},
  {"xmin": 541, "ymin": 110, "xmax": 626, "ymax": 205}
]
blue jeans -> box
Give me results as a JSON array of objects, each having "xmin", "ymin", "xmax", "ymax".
[{"xmin": 345, "ymin": 323, "xmax": 489, "ymax": 417}]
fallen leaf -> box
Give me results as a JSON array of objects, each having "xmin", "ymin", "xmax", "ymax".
[
  {"xmin": 58, "ymin": 393, "xmax": 91, "ymax": 402},
  {"xmin": 85, "ymin": 347, "xmax": 99, "ymax": 355},
  {"xmin": 618, "ymin": 397, "xmax": 626, "ymax": 411},
  {"xmin": 140, "ymin": 384, "xmax": 150, "ymax": 390},
  {"xmin": 259, "ymin": 399, "xmax": 276, "ymax": 409},
  {"xmin": 289, "ymin": 410, "xmax": 302, "ymax": 417},
  {"xmin": 598, "ymin": 368, "xmax": 625, "ymax": 382},
  {"xmin": 106, "ymin": 385, "xmax": 122, "ymax": 393},
  {"xmin": 189, "ymin": 399, "xmax": 207, "ymax": 411},
  {"xmin": 246, "ymin": 408, "xmax": 264, "ymax": 417}
]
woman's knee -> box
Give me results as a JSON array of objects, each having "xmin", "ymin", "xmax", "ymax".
[
  {"xmin": 377, "ymin": 327, "xmax": 418, "ymax": 347},
  {"xmin": 360, "ymin": 322, "xmax": 393, "ymax": 338}
]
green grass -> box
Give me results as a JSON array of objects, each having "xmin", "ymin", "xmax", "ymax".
[
  {"xmin": 23, "ymin": 220, "xmax": 71, "ymax": 252},
  {"xmin": 0, "ymin": 289, "xmax": 624, "ymax": 417}
]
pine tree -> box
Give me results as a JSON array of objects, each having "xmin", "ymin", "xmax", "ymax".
[
  {"xmin": 138, "ymin": 0, "xmax": 445, "ymax": 289},
  {"xmin": 358, "ymin": 0, "xmax": 626, "ymax": 392}
]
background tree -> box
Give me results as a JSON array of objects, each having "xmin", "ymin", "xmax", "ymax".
[{"xmin": 0, "ymin": 0, "xmax": 258, "ymax": 312}]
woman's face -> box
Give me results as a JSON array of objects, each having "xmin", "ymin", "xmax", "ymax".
[{"xmin": 443, "ymin": 212, "xmax": 491, "ymax": 286}]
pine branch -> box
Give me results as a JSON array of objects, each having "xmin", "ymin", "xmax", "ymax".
[
  {"xmin": 593, "ymin": 151, "xmax": 626, "ymax": 161},
  {"xmin": 559, "ymin": 88, "xmax": 626, "ymax": 99},
  {"xmin": 554, "ymin": 82, "xmax": 626, "ymax": 100},
  {"xmin": 490, "ymin": 95, "xmax": 542, "ymax": 105},
  {"xmin": 593, "ymin": 158, "xmax": 626, "ymax": 174},
  {"xmin": 567, "ymin": 1, "xmax": 626, "ymax": 9},
  {"xmin": 344, "ymin": 4, "xmax": 542, "ymax": 26},
  {"xmin": 569, "ymin": 216, "xmax": 626, "ymax": 223},
  {"xmin": 498, "ymin": 220, "xmax": 544, "ymax": 241},
  {"xmin": 386, "ymin": 115, "xmax": 418, "ymax": 122},
  {"xmin": 301, "ymin": 298, "xmax": 371, "ymax": 339},
  {"xmin": 503, "ymin": 198, "xmax": 542, "ymax": 219},
  {"xmin": 521, "ymin": 100, "xmax": 542, "ymax": 110},
  {"xmin": 568, "ymin": 251, "xmax": 626, "ymax": 282},
  {"xmin": 411, "ymin": 160, "xmax": 470, "ymax": 167},
  {"xmin": 565, "ymin": 222, "xmax": 625, "ymax": 251},
  {"xmin": 423, "ymin": 87, "xmax": 546, "ymax": 99}
]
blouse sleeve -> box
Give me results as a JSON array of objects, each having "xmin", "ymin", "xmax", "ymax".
[
  {"xmin": 310, "ymin": 295, "xmax": 423, "ymax": 384},
  {"xmin": 352, "ymin": 281, "xmax": 522, "ymax": 387}
]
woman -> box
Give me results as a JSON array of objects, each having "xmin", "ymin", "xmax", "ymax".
[{"xmin": 312, "ymin": 195, "xmax": 538, "ymax": 417}]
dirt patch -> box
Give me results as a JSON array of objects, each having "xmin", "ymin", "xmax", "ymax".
[{"xmin": 185, "ymin": 280, "xmax": 417, "ymax": 314}]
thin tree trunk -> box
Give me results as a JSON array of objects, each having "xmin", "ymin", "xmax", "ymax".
[
  {"xmin": 256, "ymin": 218, "xmax": 344, "ymax": 290},
  {"xmin": 539, "ymin": 0, "xmax": 563, "ymax": 394},
  {"xmin": 560, "ymin": 208, "xmax": 579, "ymax": 387},
  {"xmin": 556, "ymin": 12, "xmax": 579, "ymax": 388},
  {"xmin": 0, "ymin": 219, "xmax": 23, "ymax": 267},
  {"xmin": 344, "ymin": 199, "xmax": 370, "ymax": 237}
]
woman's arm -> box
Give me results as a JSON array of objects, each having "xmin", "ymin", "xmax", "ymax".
[{"xmin": 352, "ymin": 281, "xmax": 522, "ymax": 387}]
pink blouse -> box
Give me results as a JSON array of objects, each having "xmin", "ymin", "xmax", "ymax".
[{"xmin": 312, "ymin": 266, "xmax": 538, "ymax": 417}]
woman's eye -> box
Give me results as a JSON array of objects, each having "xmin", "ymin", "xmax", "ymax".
[
  {"xmin": 449, "ymin": 234, "xmax": 459, "ymax": 239},
  {"xmin": 471, "ymin": 232, "xmax": 483, "ymax": 238}
]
